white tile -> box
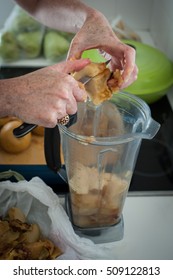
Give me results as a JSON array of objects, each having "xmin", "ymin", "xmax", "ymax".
[{"xmin": 151, "ymin": 0, "xmax": 173, "ymax": 59}]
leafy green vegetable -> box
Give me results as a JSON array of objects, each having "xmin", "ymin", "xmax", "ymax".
[
  {"xmin": 0, "ymin": 31, "xmax": 20, "ymax": 61},
  {"xmin": 43, "ymin": 31, "xmax": 70, "ymax": 60},
  {"xmin": 16, "ymin": 31, "xmax": 43, "ymax": 58},
  {"xmin": 11, "ymin": 9, "xmax": 41, "ymax": 33}
]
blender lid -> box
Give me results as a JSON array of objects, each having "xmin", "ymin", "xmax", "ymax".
[{"xmin": 123, "ymin": 40, "xmax": 173, "ymax": 94}]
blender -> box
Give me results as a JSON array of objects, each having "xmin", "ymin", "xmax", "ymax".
[
  {"xmin": 44, "ymin": 92, "xmax": 160, "ymax": 243},
  {"xmin": 12, "ymin": 52, "xmax": 160, "ymax": 243}
]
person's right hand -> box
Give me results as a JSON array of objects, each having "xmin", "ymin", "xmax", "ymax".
[{"xmin": 2, "ymin": 59, "xmax": 90, "ymax": 127}]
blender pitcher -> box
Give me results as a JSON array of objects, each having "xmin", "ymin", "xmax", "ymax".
[{"xmin": 56, "ymin": 92, "xmax": 160, "ymax": 230}]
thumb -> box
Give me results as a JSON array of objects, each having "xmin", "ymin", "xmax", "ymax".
[
  {"xmin": 50, "ymin": 58, "xmax": 90, "ymax": 74},
  {"xmin": 67, "ymin": 43, "xmax": 83, "ymax": 60}
]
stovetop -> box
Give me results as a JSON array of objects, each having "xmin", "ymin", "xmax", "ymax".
[
  {"xmin": 1, "ymin": 66, "xmax": 173, "ymax": 194},
  {"xmin": 130, "ymin": 94, "xmax": 173, "ymax": 193}
]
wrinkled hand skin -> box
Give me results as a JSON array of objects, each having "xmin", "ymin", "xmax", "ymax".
[
  {"xmin": 68, "ymin": 11, "xmax": 138, "ymax": 88},
  {"xmin": 0, "ymin": 1, "xmax": 138, "ymax": 129},
  {"xmin": 0, "ymin": 59, "xmax": 90, "ymax": 127}
]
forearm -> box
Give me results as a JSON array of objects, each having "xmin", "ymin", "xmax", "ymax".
[
  {"xmin": 0, "ymin": 80, "xmax": 15, "ymax": 117},
  {"xmin": 14, "ymin": 0, "xmax": 96, "ymax": 33}
]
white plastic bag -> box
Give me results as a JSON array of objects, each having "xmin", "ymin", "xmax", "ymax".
[{"xmin": 0, "ymin": 175, "xmax": 116, "ymax": 260}]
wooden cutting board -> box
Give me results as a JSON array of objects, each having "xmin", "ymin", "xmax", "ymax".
[
  {"xmin": 0, "ymin": 135, "xmax": 46, "ymax": 165},
  {"xmin": 0, "ymin": 135, "xmax": 64, "ymax": 165}
]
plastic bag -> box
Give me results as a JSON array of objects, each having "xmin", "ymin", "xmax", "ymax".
[
  {"xmin": 0, "ymin": 173, "xmax": 116, "ymax": 260},
  {"xmin": 0, "ymin": 5, "xmax": 44, "ymax": 62}
]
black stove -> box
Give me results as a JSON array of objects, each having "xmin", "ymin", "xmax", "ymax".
[
  {"xmin": 1, "ymin": 67, "xmax": 173, "ymax": 194},
  {"xmin": 130, "ymin": 95, "xmax": 173, "ymax": 193}
]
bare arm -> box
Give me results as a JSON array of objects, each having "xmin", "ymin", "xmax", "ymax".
[
  {"xmin": 14, "ymin": 0, "xmax": 93, "ymax": 33},
  {"xmin": 0, "ymin": 0, "xmax": 138, "ymax": 127},
  {"xmin": 0, "ymin": 59, "xmax": 89, "ymax": 126}
]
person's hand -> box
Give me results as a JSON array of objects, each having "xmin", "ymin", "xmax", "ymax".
[
  {"xmin": 67, "ymin": 11, "xmax": 138, "ymax": 88},
  {"xmin": 5, "ymin": 59, "xmax": 90, "ymax": 127}
]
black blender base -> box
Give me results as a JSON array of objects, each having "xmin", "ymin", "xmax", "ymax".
[
  {"xmin": 72, "ymin": 217, "xmax": 124, "ymax": 244},
  {"xmin": 65, "ymin": 194, "xmax": 124, "ymax": 244}
]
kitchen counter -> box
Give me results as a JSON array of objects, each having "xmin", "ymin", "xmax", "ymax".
[
  {"xmin": 59, "ymin": 193, "xmax": 173, "ymax": 260},
  {"xmin": 107, "ymin": 195, "xmax": 173, "ymax": 260}
]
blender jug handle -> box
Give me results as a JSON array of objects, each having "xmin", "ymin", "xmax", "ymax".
[
  {"xmin": 142, "ymin": 118, "xmax": 160, "ymax": 139},
  {"xmin": 44, "ymin": 113, "xmax": 77, "ymax": 182},
  {"xmin": 44, "ymin": 126, "xmax": 62, "ymax": 173}
]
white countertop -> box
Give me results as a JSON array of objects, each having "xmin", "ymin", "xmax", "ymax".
[{"xmin": 108, "ymin": 195, "xmax": 173, "ymax": 260}]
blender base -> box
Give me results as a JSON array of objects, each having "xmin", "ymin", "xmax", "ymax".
[{"xmin": 65, "ymin": 194, "xmax": 124, "ymax": 244}]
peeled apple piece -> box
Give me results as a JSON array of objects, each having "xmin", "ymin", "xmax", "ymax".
[
  {"xmin": 73, "ymin": 62, "xmax": 106, "ymax": 81},
  {"xmin": 85, "ymin": 68, "xmax": 112, "ymax": 105},
  {"xmin": 73, "ymin": 62, "xmax": 119, "ymax": 105},
  {"xmin": 8, "ymin": 207, "xmax": 26, "ymax": 223}
]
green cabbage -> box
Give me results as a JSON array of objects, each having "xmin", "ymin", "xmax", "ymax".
[
  {"xmin": 11, "ymin": 9, "xmax": 41, "ymax": 33},
  {"xmin": 43, "ymin": 31, "xmax": 70, "ymax": 60},
  {"xmin": 0, "ymin": 31, "xmax": 20, "ymax": 61},
  {"xmin": 16, "ymin": 31, "xmax": 43, "ymax": 58}
]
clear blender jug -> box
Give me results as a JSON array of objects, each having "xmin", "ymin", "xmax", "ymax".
[{"xmin": 58, "ymin": 92, "xmax": 160, "ymax": 233}]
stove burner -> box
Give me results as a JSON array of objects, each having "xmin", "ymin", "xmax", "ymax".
[
  {"xmin": 130, "ymin": 96, "xmax": 173, "ymax": 192},
  {"xmin": 134, "ymin": 139, "xmax": 173, "ymax": 178}
]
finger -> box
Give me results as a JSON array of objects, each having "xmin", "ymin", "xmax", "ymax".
[
  {"xmin": 120, "ymin": 64, "xmax": 138, "ymax": 89},
  {"xmin": 70, "ymin": 79, "xmax": 87, "ymax": 102},
  {"xmin": 66, "ymin": 96, "xmax": 78, "ymax": 115},
  {"xmin": 122, "ymin": 45, "xmax": 136, "ymax": 82},
  {"xmin": 67, "ymin": 41, "xmax": 83, "ymax": 60},
  {"xmin": 56, "ymin": 100, "xmax": 68, "ymax": 120},
  {"xmin": 57, "ymin": 88, "xmax": 80, "ymax": 116},
  {"xmin": 106, "ymin": 42, "xmax": 136, "ymax": 81},
  {"xmin": 50, "ymin": 58, "xmax": 90, "ymax": 74}
]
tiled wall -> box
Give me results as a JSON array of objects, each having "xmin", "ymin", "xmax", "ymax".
[
  {"xmin": 83, "ymin": 0, "xmax": 153, "ymax": 29},
  {"xmin": 151, "ymin": 0, "xmax": 173, "ymax": 60},
  {"xmin": 0, "ymin": 0, "xmax": 14, "ymax": 28},
  {"xmin": 85, "ymin": 0, "xmax": 173, "ymax": 60}
]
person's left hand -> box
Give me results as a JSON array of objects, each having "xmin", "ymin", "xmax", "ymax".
[{"xmin": 67, "ymin": 11, "xmax": 138, "ymax": 89}]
